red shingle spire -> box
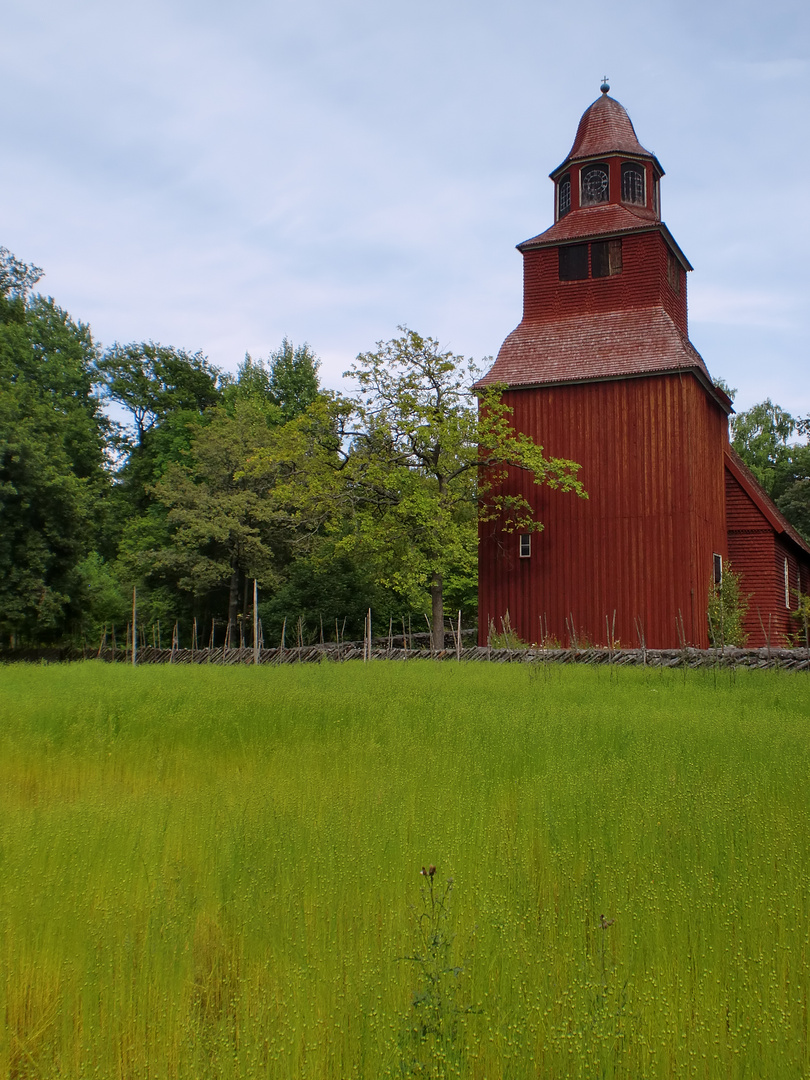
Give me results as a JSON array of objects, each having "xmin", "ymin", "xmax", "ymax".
[{"xmin": 550, "ymin": 89, "xmax": 663, "ymax": 181}]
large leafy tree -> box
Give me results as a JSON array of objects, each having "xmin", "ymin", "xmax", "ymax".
[
  {"xmin": 266, "ymin": 337, "xmax": 321, "ymax": 421},
  {"xmin": 144, "ymin": 400, "xmax": 281, "ymax": 639},
  {"xmin": 97, "ymin": 341, "xmax": 225, "ymax": 527},
  {"xmin": 342, "ymin": 328, "xmax": 585, "ymax": 649},
  {"xmin": 0, "ymin": 248, "xmax": 109, "ymax": 643},
  {"xmin": 98, "ymin": 341, "xmax": 223, "ymax": 448},
  {"xmin": 144, "ymin": 345, "xmax": 332, "ymax": 642},
  {"xmin": 223, "ymin": 340, "xmax": 320, "ymax": 419}
]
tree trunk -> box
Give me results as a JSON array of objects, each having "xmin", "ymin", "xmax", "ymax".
[
  {"xmin": 228, "ymin": 568, "xmax": 240, "ymax": 647},
  {"xmin": 431, "ymin": 571, "xmax": 444, "ymax": 652}
]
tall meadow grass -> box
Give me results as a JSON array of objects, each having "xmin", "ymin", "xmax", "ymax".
[{"xmin": 0, "ymin": 660, "xmax": 808, "ymax": 1077}]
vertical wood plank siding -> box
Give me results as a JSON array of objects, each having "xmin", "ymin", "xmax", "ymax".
[{"xmin": 478, "ymin": 372, "xmax": 728, "ymax": 648}]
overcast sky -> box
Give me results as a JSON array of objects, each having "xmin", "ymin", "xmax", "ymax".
[{"xmin": 3, "ymin": 0, "xmax": 809, "ymax": 415}]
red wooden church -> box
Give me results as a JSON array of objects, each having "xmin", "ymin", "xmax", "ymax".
[{"xmin": 476, "ymin": 83, "xmax": 810, "ymax": 649}]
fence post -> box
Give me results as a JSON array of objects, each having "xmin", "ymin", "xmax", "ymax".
[{"xmin": 253, "ymin": 579, "xmax": 259, "ymax": 665}]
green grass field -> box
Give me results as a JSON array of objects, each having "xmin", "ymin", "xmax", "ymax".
[{"xmin": 1, "ymin": 661, "xmax": 809, "ymax": 1079}]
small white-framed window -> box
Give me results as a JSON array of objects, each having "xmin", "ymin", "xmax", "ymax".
[
  {"xmin": 785, "ymin": 557, "xmax": 790, "ymax": 609},
  {"xmin": 558, "ymin": 174, "xmax": 571, "ymax": 219},
  {"xmin": 713, "ymin": 553, "xmax": 723, "ymax": 586},
  {"xmin": 519, "ymin": 534, "xmax": 531, "ymax": 558}
]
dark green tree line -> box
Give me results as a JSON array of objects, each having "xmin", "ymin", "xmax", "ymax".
[
  {"xmin": 0, "ymin": 249, "xmax": 109, "ymax": 643},
  {"xmin": 6, "ymin": 240, "xmax": 807, "ymax": 651}
]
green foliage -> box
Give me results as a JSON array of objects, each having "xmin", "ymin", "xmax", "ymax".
[
  {"xmin": 777, "ymin": 477, "xmax": 810, "ymax": 543},
  {"xmin": 486, "ymin": 611, "xmax": 530, "ymax": 649},
  {"xmin": 731, "ymin": 399, "xmax": 810, "ymax": 543},
  {"xmin": 98, "ymin": 341, "xmax": 222, "ymax": 448},
  {"xmin": 223, "ymin": 340, "xmax": 320, "ymax": 422},
  {"xmin": 257, "ymin": 550, "xmax": 406, "ymax": 642},
  {"xmin": 731, "ymin": 398, "xmax": 796, "ymax": 495},
  {"xmin": 0, "ymin": 249, "xmax": 109, "ymax": 643},
  {"xmin": 342, "ymin": 328, "xmax": 585, "ymax": 647},
  {"xmin": 789, "ymin": 589, "xmax": 810, "ymax": 648},
  {"xmin": 0, "ymin": 401, "xmax": 90, "ymax": 639},
  {"xmin": 713, "ymin": 376, "xmax": 737, "ymax": 401},
  {"xmin": 152, "ymin": 400, "xmax": 286, "ymax": 595},
  {"xmin": 0, "ymin": 245, "xmax": 43, "ymax": 299},
  {"xmin": 707, "ymin": 563, "xmax": 749, "ymax": 647},
  {"xmin": 229, "ymin": 352, "xmax": 274, "ymax": 405},
  {"xmin": 74, "ymin": 552, "xmax": 130, "ymax": 630},
  {"xmin": 2, "ymin": 663, "xmax": 810, "ymax": 1078},
  {"xmin": 267, "ymin": 337, "xmax": 321, "ymax": 421},
  {"xmin": 114, "ymin": 340, "xmax": 329, "ymax": 636}
]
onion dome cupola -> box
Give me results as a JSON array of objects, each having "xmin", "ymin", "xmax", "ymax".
[
  {"xmin": 550, "ymin": 81, "xmax": 664, "ymax": 226},
  {"xmin": 474, "ymin": 82, "xmax": 727, "ymax": 405}
]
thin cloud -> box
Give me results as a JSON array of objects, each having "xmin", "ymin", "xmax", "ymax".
[
  {"xmin": 1, "ymin": 0, "xmax": 808, "ymax": 414},
  {"xmin": 690, "ymin": 286, "xmax": 799, "ymax": 330}
]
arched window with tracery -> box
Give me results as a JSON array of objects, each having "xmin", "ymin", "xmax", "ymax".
[{"xmin": 621, "ymin": 162, "xmax": 645, "ymax": 205}]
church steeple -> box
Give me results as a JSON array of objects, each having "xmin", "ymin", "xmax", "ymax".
[
  {"xmin": 475, "ymin": 86, "xmax": 739, "ymax": 655},
  {"xmin": 550, "ymin": 86, "xmax": 664, "ymax": 224},
  {"xmin": 474, "ymin": 87, "xmax": 710, "ymax": 394}
]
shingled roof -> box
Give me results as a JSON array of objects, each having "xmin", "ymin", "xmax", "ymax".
[
  {"xmin": 474, "ymin": 306, "xmax": 719, "ymax": 394},
  {"xmin": 551, "ymin": 93, "xmax": 662, "ymax": 176},
  {"xmin": 518, "ymin": 202, "xmax": 670, "ymax": 251}
]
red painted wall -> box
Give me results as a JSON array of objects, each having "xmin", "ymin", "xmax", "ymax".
[
  {"xmin": 725, "ymin": 467, "xmax": 807, "ymax": 646},
  {"xmin": 478, "ymin": 372, "xmax": 728, "ymax": 648},
  {"xmin": 522, "ymin": 230, "xmax": 687, "ymax": 334}
]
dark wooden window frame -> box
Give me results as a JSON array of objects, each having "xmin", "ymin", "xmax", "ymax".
[
  {"xmin": 591, "ymin": 239, "xmax": 623, "ymax": 278},
  {"xmin": 559, "ymin": 239, "xmax": 622, "ymax": 282},
  {"xmin": 559, "ymin": 243, "xmax": 589, "ymax": 281}
]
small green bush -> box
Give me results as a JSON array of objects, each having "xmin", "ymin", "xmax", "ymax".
[
  {"xmin": 707, "ymin": 563, "xmax": 749, "ymax": 647},
  {"xmin": 487, "ymin": 612, "xmax": 529, "ymax": 650}
]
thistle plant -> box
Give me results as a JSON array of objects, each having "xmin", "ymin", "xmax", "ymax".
[{"xmin": 398, "ymin": 866, "xmax": 466, "ymax": 1077}]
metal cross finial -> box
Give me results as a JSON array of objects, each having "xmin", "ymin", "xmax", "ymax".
[{"xmin": 600, "ymin": 76, "xmax": 610, "ymax": 94}]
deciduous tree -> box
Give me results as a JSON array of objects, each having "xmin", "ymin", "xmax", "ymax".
[
  {"xmin": 342, "ymin": 328, "xmax": 585, "ymax": 649},
  {"xmin": 0, "ymin": 248, "xmax": 109, "ymax": 643}
]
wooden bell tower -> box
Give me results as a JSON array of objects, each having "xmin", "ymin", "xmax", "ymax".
[{"xmin": 476, "ymin": 82, "xmax": 733, "ymax": 649}]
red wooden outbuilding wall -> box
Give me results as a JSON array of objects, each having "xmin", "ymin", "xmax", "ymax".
[
  {"xmin": 478, "ymin": 372, "xmax": 728, "ymax": 649},
  {"xmin": 725, "ymin": 451, "xmax": 810, "ymax": 646}
]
